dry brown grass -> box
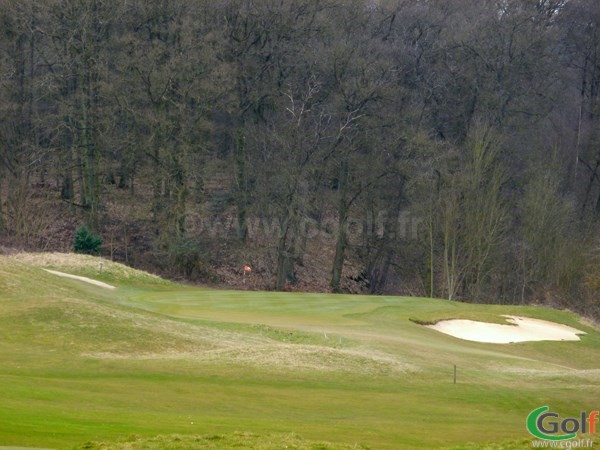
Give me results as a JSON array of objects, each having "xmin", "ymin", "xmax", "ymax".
[
  {"xmin": 8, "ymin": 251, "xmax": 165, "ymax": 282},
  {"xmin": 191, "ymin": 343, "xmax": 414, "ymax": 374},
  {"xmin": 83, "ymin": 329, "xmax": 415, "ymax": 375}
]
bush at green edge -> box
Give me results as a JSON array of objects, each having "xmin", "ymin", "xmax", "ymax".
[{"xmin": 73, "ymin": 225, "xmax": 103, "ymax": 255}]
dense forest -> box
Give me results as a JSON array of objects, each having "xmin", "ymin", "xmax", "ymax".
[{"xmin": 0, "ymin": 0, "xmax": 598, "ymax": 316}]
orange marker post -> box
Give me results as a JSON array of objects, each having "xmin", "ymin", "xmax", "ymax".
[{"xmin": 242, "ymin": 265, "xmax": 252, "ymax": 284}]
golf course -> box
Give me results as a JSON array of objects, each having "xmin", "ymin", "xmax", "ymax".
[{"xmin": 0, "ymin": 253, "xmax": 598, "ymax": 449}]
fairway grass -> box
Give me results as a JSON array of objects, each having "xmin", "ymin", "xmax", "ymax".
[{"xmin": 0, "ymin": 253, "xmax": 598, "ymax": 449}]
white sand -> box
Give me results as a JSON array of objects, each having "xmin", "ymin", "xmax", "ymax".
[
  {"xmin": 43, "ymin": 269, "xmax": 116, "ymax": 290},
  {"xmin": 427, "ymin": 315, "xmax": 585, "ymax": 344}
]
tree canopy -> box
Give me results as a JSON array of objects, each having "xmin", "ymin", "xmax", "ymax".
[{"xmin": 0, "ymin": 0, "xmax": 598, "ymax": 317}]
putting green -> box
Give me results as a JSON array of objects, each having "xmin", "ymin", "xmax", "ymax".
[{"xmin": 0, "ymin": 254, "xmax": 598, "ymax": 449}]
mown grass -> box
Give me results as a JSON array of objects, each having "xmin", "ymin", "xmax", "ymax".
[{"xmin": 0, "ymin": 253, "xmax": 599, "ymax": 449}]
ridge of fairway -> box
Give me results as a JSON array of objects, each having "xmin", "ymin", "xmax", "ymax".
[{"xmin": 43, "ymin": 269, "xmax": 116, "ymax": 289}]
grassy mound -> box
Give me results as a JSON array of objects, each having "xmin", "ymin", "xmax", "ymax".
[{"xmin": 8, "ymin": 252, "xmax": 170, "ymax": 287}]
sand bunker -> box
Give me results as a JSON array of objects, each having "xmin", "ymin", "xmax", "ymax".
[
  {"xmin": 44, "ymin": 269, "xmax": 116, "ymax": 290},
  {"xmin": 427, "ymin": 315, "xmax": 585, "ymax": 344}
]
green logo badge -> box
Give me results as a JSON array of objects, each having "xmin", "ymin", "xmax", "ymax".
[{"xmin": 526, "ymin": 406, "xmax": 599, "ymax": 441}]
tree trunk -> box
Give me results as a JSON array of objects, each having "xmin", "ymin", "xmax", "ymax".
[
  {"xmin": 330, "ymin": 158, "xmax": 349, "ymax": 293},
  {"xmin": 172, "ymin": 154, "xmax": 186, "ymax": 237},
  {"xmin": 581, "ymin": 159, "xmax": 600, "ymax": 215},
  {"xmin": 275, "ymin": 217, "xmax": 294, "ymax": 290},
  {"xmin": 151, "ymin": 129, "xmax": 163, "ymax": 223},
  {"xmin": 76, "ymin": 122, "xmax": 87, "ymax": 209},
  {"xmin": 0, "ymin": 166, "xmax": 4, "ymax": 232},
  {"xmin": 234, "ymin": 131, "xmax": 248, "ymax": 242},
  {"xmin": 442, "ymin": 191, "xmax": 460, "ymax": 301},
  {"xmin": 79, "ymin": 68, "xmax": 99, "ymax": 228},
  {"xmin": 61, "ymin": 173, "xmax": 74, "ymax": 201},
  {"xmin": 428, "ymin": 206, "xmax": 435, "ymax": 298}
]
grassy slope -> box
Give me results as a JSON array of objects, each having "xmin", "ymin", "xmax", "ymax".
[{"xmin": 0, "ymin": 253, "xmax": 598, "ymax": 449}]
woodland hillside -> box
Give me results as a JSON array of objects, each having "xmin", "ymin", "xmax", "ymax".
[{"xmin": 0, "ymin": 0, "xmax": 598, "ymax": 317}]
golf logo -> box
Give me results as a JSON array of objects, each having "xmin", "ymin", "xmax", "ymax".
[{"xmin": 527, "ymin": 406, "xmax": 598, "ymax": 441}]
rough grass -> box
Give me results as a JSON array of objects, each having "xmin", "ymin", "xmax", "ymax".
[
  {"xmin": 75, "ymin": 433, "xmax": 600, "ymax": 450},
  {"xmin": 445, "ymin": 440, "xmax": 533, "ymax": 450},
  {"xmin": 1, "ymin": 253, "xmax": 599, "ymax": 449},
  {"xmin": 445, "ymin": 435, "xmax": 598, "ymax": 450},
  {"xmin": 75, "ymin": 432, "xmax": 370, "ymax": 449}
]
